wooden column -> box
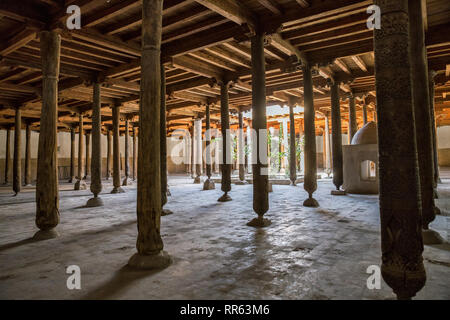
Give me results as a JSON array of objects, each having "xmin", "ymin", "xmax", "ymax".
[
  {"xmin": 128, "ymin": 0, "xmax": 170, "ymax": 269},
  {"xmin": 237, "ymin": 108, "xmax": 246, "ymax": 183},
  {"xmin": 218, "ymin": 81, "xmax": 232, "ymax": 202},
  {"xmin": 247, "ymin": 32, "xmax": 270, "ymax": 227},
  {"xmin": 160, "ymin": 63, "xmax": 172, "ymax": 215},
  {"xmin": 106, "ymin": 126, "xmax": 112, "ymax": 180},
  {"xmin": 74, "ymin": 114, "xmax": 87, "ymax": 190},
  {"xmin": 330, "ymin": 80, "xmax": 345, "ymax": 194},
  {"xmin": 24, "ymin": 122, "xmax": 32, "ymax": 186},
  {"xmin": 13, "ymin": 106, "xmax": 22, "ymax": 195},
  {"xmin": 302, "ymin": 62, "xmax": 319, "ymax": 207},
  {"xmin": 288, "ymin": 104, "xmax": 297, "ymax": 185},
  {"xmin": 122, "ymin": 117, "xmax": 131, "ymax": 185},
  {"xmin": 86, "ymin": 82, "xmax": 103, "ymax": 207},
  {"xmin": 348, "ymin": 95, "xmax": 357, "ymax": 142},
  {"xmin": 84, "ymin": 131, "xmax": 90, "ymax": 179},
  {"xmin": 34, "ymin": 31, "xmax": 60, "ymax": 239},
  {"xmin": 68, "ymin": 125, "xmax": 75, "ymax": 183},
  {"xmin": 362, "ymin": 98, "xmax": 368, "ymax": 125},
  {"xmin": 193, "ymin": 117, "xmax": 202, "ymax": 184},
  {"xmin": 132, "ymin": 125, "xmax": 137, "ymax": 181},
  {"xmin": 374, "ymin": 0, "xmax": 425, "ymax": 300},
  {"xmin": 111, "ymin": 103, "xmax": 124, "ymax": 193},
  {"xmin": 324, "ymin": 113, "xmax": 331, "ymax": 175},
  {"xmin": 429, "ymin": 71, "xmax": 440, "ymax": 190},
  {"xmin": 4, "ymin": 127, "xmax": 11, "ymax": 185},
  {"xmin": 409, "ymin": 0, "xmax": 439, "ymax": 235},
  {"xmin": 203, "ymin": 103, "xmax": 215, "ymax": 190},
  {"xmin": 190, "ymin": 125, "xmax": 195, "ymax": 177}
]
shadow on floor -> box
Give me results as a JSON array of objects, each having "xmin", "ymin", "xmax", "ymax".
[
  {"xmin": 0, "ymin": 238, "xmax": 36, "ymax": 253},
  {"xmin": 80, "ymin": 264, "xmax": 166, "ymax": 299}
]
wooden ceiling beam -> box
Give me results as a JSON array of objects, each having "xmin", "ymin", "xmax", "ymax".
[
  {"xmin": 194, "ymin": 0, "xmax": 257, "ymax": 28},
  {"xmin": 257, "ymin": 0, "xmax": 283, "ymax": 15}
]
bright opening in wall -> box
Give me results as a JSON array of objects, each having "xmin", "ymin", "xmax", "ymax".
[{"xmin": 361, "ymin": 160, "xmax": 376, "ymax": 181}]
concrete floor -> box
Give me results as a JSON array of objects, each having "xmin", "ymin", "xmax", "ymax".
[{"xmin": 0, "ymin": 171, "xmax": 449, "ymax": 300}]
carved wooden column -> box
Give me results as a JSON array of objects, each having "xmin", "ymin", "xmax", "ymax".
[
  {"xmin": 13, "ymin": 106, "xmax": 22, "ymax": 195},
  {"xmin": 24, "ymin": 122, "xmax": 32, "ymax": 186},
  {"xmin": 193, "ymin": 117, "xmax": 202, "ymax": 184},
  {"xmin": 348, "ymin": 95, "xmax": 357, "ymax": 142},
  {"xmin": 68, "ymin": 125, "xmax": 75, "ymax": 183},
  {"xmin": 218, "ymin": 81, "xmax": 232, "ymax": 202},
  {"xmin": 409, "ymin": 0, "xmax": 440, "ymax": 242},
  {"xmin": 374, "ymin": 0, "xmax": 425, "ymax": 300},
  {"xmin": 362, "ymin": 97, "xmax": 368, "ymax": 125},
  {"xmin": 132, "ymin": 125, "xmax": 137, "ymax": 181},
  {"xmin": 247, "ymin": 32, "xmax": 270, "ymax": 227},
  {"xmin": 330, "ymin": 80, "xmax": 345, "ymax": 194},
  {"xmin": 34, "ymin": 31, "xmax": 60, "ymax": 240},
  {"xmin": 4, "ymin": 127, "xmax": 11, "ymax": 185},
  {"xmin": 302, "ymin": 62, "xmax": 319, "ymax": 207},
  {"xmin": 84, "ymin": 131, "xmax": 90, "ymax": 179},
  {"xmin": 429, "ymin": 71, "xmax": 440, "ymax": 190},
  {"xmin": 160, "ymin": 63, "xmax": 172, "ymax": 215},
  {"xmin": 106, "ymin": 126, "xmax": 112, "ymax": 180},
  {"xmin": 111, "ymin": 102, "xmax": 124, "ymax": 193},
  {"xmin": 236, "ymin": 107, "xmax": 247, "ymax": 185},
  {"xmin": 122, "ymin": 117, "xmax": 131, "ymax": 186},
  {"xmin": 74, "ymin": 114, "xmax": 87, "ymax": 190},
  {"xmin": 190, "ymin": 125, "xmax": 195, "ymax": 177},
  {"xmin": 203, "ymin": 103, "xmax": 215, "ymax": 190},
  {"xmin": 324, "ymin": 113, "xmax": 331, "ymax": 176},
  {"xmin": 86, "ymin": 82, "xmax": 103, "ymax": 207},
  {"xmin": 128, "ymin": 0, "xmax": 170, "ymax": 269},
  {"xmin": 288, "ymin": 104, "xmax": 297, "ymax": 185}
]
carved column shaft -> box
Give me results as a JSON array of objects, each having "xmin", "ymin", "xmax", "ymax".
[
  {"xmin": 4, "ymin": 127, "xmax": 11, "ymax": 184},
  {"xmin": 69, "ymin": 126, "xmax": 75, "ymax": 183},
  {"xmin": 220, "ymin": 82, "xmax": 231, "ymax": 195},
  {"xmin": 111, "ymin": 104, "xmax": 122, "ymax": 192},
  {"xmin": 13, "ymin": 107, "xmax": 22, "ymax": 194},
  {"xmin": 238, "ymin": 109, "xmax": 245, "ymax": 181},
  {"xmin": 135, "ymin": 0, "xmax": 164, "ymax": 255},
  {"xmin": 374, "ymin": 0, "xmax": 425, "ymax": 300},
  {"xmin": 428, "ymin": 72, "xmax": 440, "ymax": 187},
  {"xmin": 250, "ymin": 32, "xmax": 269, "ymax": 220},
  {"xmin": 123, "ymin": 118, "xmax": 130, "ymax": 181},
  {"xmin": 133, "ymin": 125, "xmax": 137, "ymax": 181},
  {"xmin": 85, "ymin": 132, "xmax": 90, "ymax": 178},
  {"xmin": 348, "ymin": 95, "xmax": 357, "ymax": 142},
  {"xmin": 302, "ymin": 63, "xmax": 318, "ymax": 206},
  {"xmin": 409, "ymin": 0, "xmax": 436, "ymax": 228},
  {"xmin": 35, "ymin": 31, "xmax": 60, "ymax": 231},
  {"xmin": 331, "ymin": 82, "xmax": 343, "ymax": 190},
  {"xmin": 77, "ymin": 114, "xmax": 84, "ymax": 180},
  {"xmin": 205, "ymin": 104, "xmax": 212, "ymax": 179},
  {"xmin": 106, "ymin": 127, "xmax": 111, "ymax": 180},
  {"xmin": 25, "ymin": 123, "xmax": 32, "ymax": 185},
  {"xmin": 289, "ymin": 105, "xmax": 297, "ymax": 185},
  {"xmin": 90, "ymin": 83, "xmax": 102, "ymax": 198},
  {"xmin": 160, "ymin": 63, "xmax": 168, "ymax": 206}
]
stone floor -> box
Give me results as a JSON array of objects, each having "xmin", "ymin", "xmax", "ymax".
[{"xmin": 0, "ymin": 170, "xmax": 449, "ymax": 300}]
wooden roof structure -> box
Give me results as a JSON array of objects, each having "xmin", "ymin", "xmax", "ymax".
[{"xmin": 0, "ymin": 0, "xmax": 449, "ymax": 136}]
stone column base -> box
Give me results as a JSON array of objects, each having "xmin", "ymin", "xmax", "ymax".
[
  {"xmin": 128, "ymin": 251, "xmax": 172, "ymax": 270},
  {"xmin": 331, "ymin": 189, "xmax": 346, "ymax": 195},
  {"xmin": 33, "ymin": 229, "xmax": 59, "ymax": 240},
  {"xmin": 247, "ymin": 216, "xmax": 271, "ymax": 228},
  {"xmin": 303, "ymin": 197, "xmax": 319, "ymax": 207},
  {"xmin": 203, "ymin": 179, "xmax": 215, "ymax": 190},
  {"xmin": 218, "ymin": 193, "xmax": 232, "ymax": 202},
  {"xmin": 422, "ymin": 229, "xmax": 445, "ymax": 245},
  {"xmin": 111, "ymin": 186, "xmax": 125, "ymax": 194},
  {"xmin": 74, "ymin": 179, "xmax": 87, "ymax": 190},
  {"xmin": 86, "ymin": 196, "xmax": 104, "ymax": 207}
]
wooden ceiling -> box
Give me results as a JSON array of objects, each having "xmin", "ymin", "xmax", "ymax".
[{"xmin": 0, "ymin": 0, "xmax": 449, "ymax": 136}]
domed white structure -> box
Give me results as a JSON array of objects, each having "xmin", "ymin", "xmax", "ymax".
[{"xmin": 342, "ymin": 121, "xmax": 379, "ymax": 194}]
